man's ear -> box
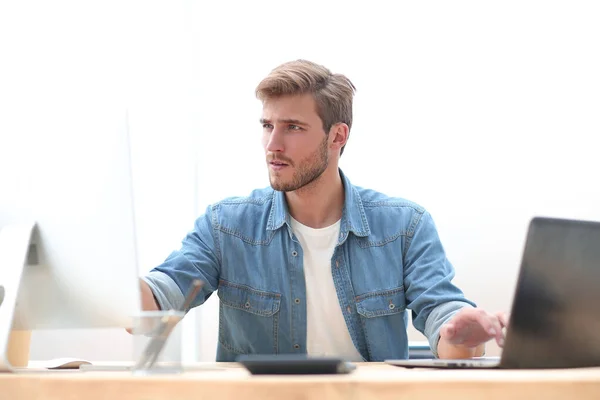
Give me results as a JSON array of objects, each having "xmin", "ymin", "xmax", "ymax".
[{"xmin": 329, "ymin": 123, "xmax": 349, "ymax": 153}]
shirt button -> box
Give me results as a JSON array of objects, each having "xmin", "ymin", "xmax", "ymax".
[
  {"xmin": 294, "ymin": 298, "xmax": 301, "ymax": 304},
  {"xmin": 335, "ymin": 260, "xmax": 339, "ymax": 268},
  {"xmin": 294, "ymin": 344, "xmax": 300, "ymax": 349},
  {"xmin": 388, "ymin": 303, "xmax": 395, "ymax": 310},
  {"xmin": 346, "ymin": 306, "xmax": 351, "ymax": 313},
  {"xmin": 245, "ymin": 302, "xmax": 251, "ymax": 309},
  {"xmin": 291, "ymin": 250, "xmax": 298, "ymax": 257}
]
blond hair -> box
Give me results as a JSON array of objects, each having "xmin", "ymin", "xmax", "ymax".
[{"xmin": 255, "ymin": 60, "xmax": 356, "ymax": 155}]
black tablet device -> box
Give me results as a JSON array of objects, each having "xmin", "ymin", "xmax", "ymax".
[{"xmin": 237, "ymin": 354, "xmax": 356, "ymax": 375}]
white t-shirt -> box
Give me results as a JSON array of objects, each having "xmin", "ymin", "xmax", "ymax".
[{"xmin": 290, "ymin": 217, "xmax": 363, "ymax": 361}]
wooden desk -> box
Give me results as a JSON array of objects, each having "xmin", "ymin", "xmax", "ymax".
[{"xmin": 1, "ymin": 362, "xmax": 600, "ymax": 400}]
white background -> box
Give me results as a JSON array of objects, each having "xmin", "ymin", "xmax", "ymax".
[{"xmin": 1, "ymin": 1, "xmax": 598, "ymax": 361}]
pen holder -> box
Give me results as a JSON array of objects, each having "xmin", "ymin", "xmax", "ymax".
[{"xmin": 131, "ymin": 310, "xmax": 185, "ymax": 375}]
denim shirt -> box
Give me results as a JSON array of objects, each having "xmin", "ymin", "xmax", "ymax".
[{"xmin": 144, "ymin": 170, "xmax": 475, "ymax": 361}]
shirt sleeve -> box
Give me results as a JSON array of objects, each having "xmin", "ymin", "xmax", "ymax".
[
  {"xmin": 402, "ymin": 210, "xmax": 476, "ymax": 356},
  {"xmin": 143, "ymin": 204, "xmax": 221, "ymax": 311},
  {"xmin": 142, "ymin": 270, "xmax": 184, "ymax": 311}
]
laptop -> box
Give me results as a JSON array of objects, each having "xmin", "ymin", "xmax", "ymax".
[{"xmin": 386, "ymin": 216, "xmax": 600, "ymax": 369}]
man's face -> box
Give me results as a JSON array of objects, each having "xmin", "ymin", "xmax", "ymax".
[{"xmin": 261, "ymin": 94, "xmax": 330, "ymax": 192}]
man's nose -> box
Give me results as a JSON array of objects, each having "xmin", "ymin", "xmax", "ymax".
[{"xmin": 265, "ymin": 127, "xmax": 284, "ymax": 152}]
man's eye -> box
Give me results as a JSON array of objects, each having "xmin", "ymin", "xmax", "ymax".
[
  {"xmin": 289, "ymin": 125, "xmax": 302, "ymax": 131},
  {"xmin": 263, "ymin": 123, "xmax": 273, "ymax": 129}
]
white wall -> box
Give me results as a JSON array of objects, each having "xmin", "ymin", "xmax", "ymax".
[{"xmin": 1, "ymin": 1, "xmax": 598, "ymax": 362}]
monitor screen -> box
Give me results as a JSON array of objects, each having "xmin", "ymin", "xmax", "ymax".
[{"xmin": 0, "ymin": 107, "xmax": 141, "ymax": 330}]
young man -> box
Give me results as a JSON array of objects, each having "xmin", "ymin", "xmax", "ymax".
[{"xmin": 140, "ymin": 60, "xmax": 507, "ymax": 361}]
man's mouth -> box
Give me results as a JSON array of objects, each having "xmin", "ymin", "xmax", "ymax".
[{"xmin": 269, "ymin": 160, "xmax": 289, "ymax": 171}]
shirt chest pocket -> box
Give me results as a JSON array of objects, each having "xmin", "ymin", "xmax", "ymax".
[
  {"xmin": 356, "ymin": 287, "xmax": 409, "ymax": 361},
  {"xmin": 217, "ymin": 280, "xmax": 281, "ymax": 355},
  {"xmin": 356, "ymin": 287, "xmax": 406, "ymax": 317}
]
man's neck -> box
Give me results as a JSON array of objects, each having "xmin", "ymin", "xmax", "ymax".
[{"xmin": 285, "ymin": 167, "xmax": 344, "ymax": 229}]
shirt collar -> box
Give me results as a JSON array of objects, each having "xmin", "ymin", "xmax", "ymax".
[{"xmin": 266, "ymin": 169, "xmax": 370, "ymax": 240}]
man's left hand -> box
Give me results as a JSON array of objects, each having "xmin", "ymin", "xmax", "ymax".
[{"xmin": 438, "ymin": 308, "xmax": 509, "ymax": 358}]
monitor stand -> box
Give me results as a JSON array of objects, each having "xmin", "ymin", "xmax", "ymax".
[{"xmin": 0, "ymin": 222, "xmax": 35, "ymax": 372}]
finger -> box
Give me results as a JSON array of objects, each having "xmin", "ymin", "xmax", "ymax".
[
  {"xmin": 496, "ymin": 311, "xmax": 509, "ymax": 328},
  {"xmin": 488, "ymin": 314, "xmax": 505, "ymax": 347},
  {"xmin": 441, "ymin": 323, "xmax": 456, "ymax": 340},
  {"xmin": 474, "ymin": 309, "xmax": 504, "ymax": 344},
  {"xmin": 494, "ymin": 312, "xmax": 509, "ymax": 348}
]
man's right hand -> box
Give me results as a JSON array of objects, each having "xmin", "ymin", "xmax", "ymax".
[
  {"xmin": 126, "ymin": 279, "xmax": 160, "ymax": 334},
  {"xmin": 139, "ymin": 279, "xmax": 160, "ymax": 311}
]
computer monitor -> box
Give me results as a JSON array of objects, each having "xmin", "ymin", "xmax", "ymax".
[{"xmin": 0, "ymin": 107, "xmax": 141, "ymax": 369}]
